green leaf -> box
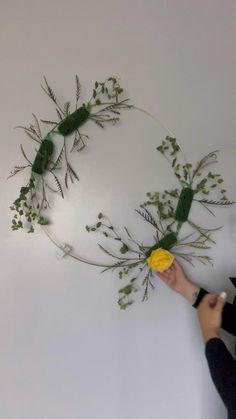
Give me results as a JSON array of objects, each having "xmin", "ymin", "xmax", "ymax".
[
  {"xmin": 119, "ymin": 284, "xmax": 133, "ymax": 295},
  {"xmin": 120, "ymin": 243, "xmax": 129, "ymax": 254},
  {"xmin": 38, "ymin": 217, "xmax": 49, "ymax": 225}
]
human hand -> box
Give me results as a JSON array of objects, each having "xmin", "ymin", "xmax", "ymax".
[
  {"xmin": 156, "ymin": 260, "xmax": 200, "ymax": 304},
  {"xmin": 197, "ymin": 292, "xmax": 227, "ymax": 344}
]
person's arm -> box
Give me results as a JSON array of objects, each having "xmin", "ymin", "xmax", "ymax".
[
  {"xmin": 221, "ymin": 303, "xmax": 236, "ymax": 336},
  {"xmin": 156, "ymin": 260, "xmax": 236, "ymax": 337},
  {"xmin": 197, "ymin": 294, "xmax": 236, "ymax": 415},
  {"xmin": 157, "ymin": 262, "xmax": 236, "ymax": 414},
  {"xmin": 205, "ymin": 337, "xmax": 236, "ymax": 414},
  {"xmin": 194, "ymin": 289, "xmax": 236, "ymax": 336}
]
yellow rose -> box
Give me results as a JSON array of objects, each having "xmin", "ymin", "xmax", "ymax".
[{"xmin": 147, "ymin": 248, "xmax": 174, "ymax": 272}]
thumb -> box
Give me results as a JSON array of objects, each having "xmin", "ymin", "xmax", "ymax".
[
  {"xmin": 215, "ymin": 291, "xmax": 227, "ymax": 313},
  {"xmin": 202, "ymin": 294, "xmax": 217, "ymax": 307}
]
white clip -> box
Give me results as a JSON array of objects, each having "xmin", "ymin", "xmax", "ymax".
[{"xmin": 56, "ymin": 243, "xmax": 72, "ymax": 260}]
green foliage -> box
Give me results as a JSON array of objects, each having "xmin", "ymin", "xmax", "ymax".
[
  {"xmin": 10, "ymin": 179, "xmax": 49, "ymax": 233},
  {"xmin": 135, "ymin": 208, "xmax": 159, "ymax": 230},
  {"xmin": 118, "ymin": 278, "xmax": 138, "ymax": 310},
  {"xmin": 156, "ymin": 139, "xmax": 230, "ymax": 203},
  {"xmin": 92, "ymin": 77, "xmax": 124, "ymax": 102},
  {"xmin": 10, "ymin": 75, "xmax": 132, "ymax": 233},
  {"xmin": 156, "ymin": 136, "xmax": 190, "ymax": 184},
  {"xmin": 88, "ymin": 77, "xmax": 133, "ymax": 128},
  {"xmin": 141, "ymin": 189, "xmax": 178, "ymax": 220},
  {"xmin": 120, "ymin": 243, "xmax": 129, "ymax": 254},
  {"xmin": 85, "ymin": 142, "xmax": 233, "ymax": 309}
]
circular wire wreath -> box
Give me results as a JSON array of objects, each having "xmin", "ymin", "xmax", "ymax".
[{"xmin": 9, "ymin": 75, "xmax": 234, "ymax": 309}]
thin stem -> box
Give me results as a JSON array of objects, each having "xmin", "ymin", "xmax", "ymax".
[{"xmin": 41, "ymin": 226, "xmax": 145, "ymax": 268}]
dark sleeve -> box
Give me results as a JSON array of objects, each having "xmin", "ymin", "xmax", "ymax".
[
  {"xmin": 193, "ymin": 288, "xmax": 236, "ymax": 336},
  {"xmin": 221, "ymin": 302, "xmax": 236, "ymax": 336},
  {"xmin": 205, "ymin": 338, "xmax": 236, "ymax": 415}
]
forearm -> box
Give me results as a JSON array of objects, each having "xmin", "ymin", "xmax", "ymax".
[
  {"xmin": 193, "ymin": 288, "xmax": 236, "ymax": 336},
  {"xmin": 178, "ymin": 281, "xmax": 201, "ymax": 305},
  {"xmin": 205, "ymin": 338, "xmax": 236, "ymax": 414}
]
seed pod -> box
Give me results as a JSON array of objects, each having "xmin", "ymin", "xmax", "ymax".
[
  {"xmin": 175, "ymin": 187, "xmax": 194, "ymax": 222},
  {"xmin": 32, "ymin": 139, "xmax": 54, "ymax": 175},
  {"xmin": 58, "ymin": 106, "xmax": 90, "ymax": 136}
]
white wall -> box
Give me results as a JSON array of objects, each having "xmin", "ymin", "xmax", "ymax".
[{"xmin": 1, "ymin": 1, "xmax": 236, "ymax": 418}]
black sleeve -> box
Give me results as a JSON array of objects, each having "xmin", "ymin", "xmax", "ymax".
[
  {"xmin": 193, "ymin": 288, "xmax": 236, "ymax": 336},
  {"xmin": 205, "ymin": 338, "xmax": 236, "ymax": 416},
  {"xmin": 221, "ymin": 302, "xmax": 236, "ymax": 336}
]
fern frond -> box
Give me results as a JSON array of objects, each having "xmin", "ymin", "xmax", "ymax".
[
  {"xmin": 64, "ymin": 101, "xmax": 70, "ymax": 116},
  {"xmin": 56, "ymin": 108, "xmax": 63, "ymax": 121},
  {"xmin": 71, "ymin": 131, "xmax": 87, "ymax": 152},
  {"xmin": 65, "ymin": 163, "xmax": 79, "ymax": 188},
  {"xmin": 15, "ymin": 126, "xmax": 41, "ymax": 143},
  {"xmin": 51, "ymin": 145, "xmax": 64, "ymax": 171},
  {"xmin": 75, "ymin": 75, "xmax": 81, "ymax": 107},
  {"xmin": 44, "ymin": 181, "xmax": 58, "ymax": 193},
  {"xmin": 135, "ymin": 208, "xmax": 160, "ymax": 231},
  {"xmin": 93, "ymin": 119, "xmax": 104, "ymax": 128},
  {"xmin": 67, "ymin": 163, "xmax": 79, "ymax": 181},
  {"xmin": 29, "ymin": 125, "xmax": 42, "ymax": 142},
  {"xmin": 64, "ymin": 172, "xmax": 68, "ymax": 189},
  {"xmin": 32, "ymin": 114, "xmax": 42, "ymax": 139},
  {"xmin": 8, "ymin": 165, "xmax": 30, "ymax": 179},
  {"xmin": 40, "ymin": 119, "xmax": 58, "ymax": 125},
  {"xmin": 142, "ymin": 269, "xmax": 154, "ymax": 301},
  {"xmin": 199, "ymin": 199, "xmax": 234, "ymax": 206},
  {"xmin": 49, "ymin": 171, "xmax": 64, "ymax": 198},
  {"xmin": 20, "ymin": 144, "xmax": 32, "ymax": 165},
  {"xmin": 42, "ymin": 77, "xmax": 66, "ymax": 117},
  {"xmin": 41, "ymin": 76, "xmax": 57, "ymax": 104}
]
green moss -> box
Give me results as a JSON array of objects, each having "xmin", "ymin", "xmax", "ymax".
[
  {"xmin": 58, "ymin": 106, "xmax": 90, "ymax": 136},
  {"xmin": 32, "ymin": 139, "xmax": 54, "ymax": 175},
  {"xmin": 175, "ymin": 187, "xmax": 194, "ymax": 222}
]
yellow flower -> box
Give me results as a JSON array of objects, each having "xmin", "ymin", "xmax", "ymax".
[{"xmin": 147, "ymin": 248, "xmax": 174, "ymax": 272}]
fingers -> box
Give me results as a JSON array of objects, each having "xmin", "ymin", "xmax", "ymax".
[
  {"xmin": 220, "ymin": 291, "xmax": 227, "ymax": 300},
  {"xmin": 157, "ymin": 272, "xmax": 171, "ymax": 283},
  {"xmin": 201, "ymin": 292, "xmax": 227, "ymax": 310},
  {"xmin": 173, "ymin": 259, "xmax": 184, "ymax": 272},
  {"xmin": 156, "ymin": 270, "xmax": 174, "ymax": 288},
  {"xmin": 173, "ymin": 259, "xmax": 181, "ymax": 269},
  {"xmin": 155, "ymin": 263, "xmax": 174, "ymax": 277},
  {"xmin": 215, "ymin": 292, "xmax": 227, "ymax": 313},
  {"xmin": 201, "ymin": 294, "xmax": 217, "ymax": 308},
  {"xmin": 156, "ymin": 272, "xmax": 167, "ymax": 281}
]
